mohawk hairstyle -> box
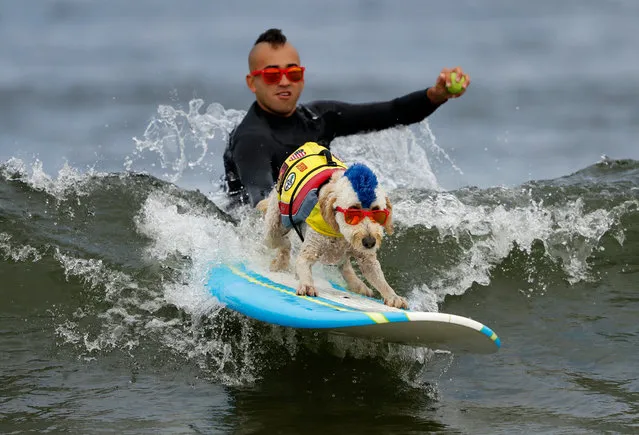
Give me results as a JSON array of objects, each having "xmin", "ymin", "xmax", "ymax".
[{"xmin": 254, "ymin": 28, "xmax": 287, "ymax": 46}]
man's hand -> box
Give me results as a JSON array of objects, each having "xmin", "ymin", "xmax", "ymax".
[{"xmin": 427, "ymin": 67, "xmax": 470, "ymax": 104}]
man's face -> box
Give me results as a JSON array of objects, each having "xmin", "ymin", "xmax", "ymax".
[{"xmin": 246, "ymin": 42, "xmax": 304, "ymax": 117}]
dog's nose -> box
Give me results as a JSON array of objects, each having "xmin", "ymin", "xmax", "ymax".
[{"xmin": 362, "ymin": 236, "xmax": 376, "ymax": 249}]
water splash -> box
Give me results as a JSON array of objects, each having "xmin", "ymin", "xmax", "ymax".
[
  {"xmin": 331, "ymin": 121, "xmax": 442, "ymax": 191},
  {"xmin": 125, "ymin": 99, "xmax": 245, "ymax": 187},
  {"xmin": 124, "ymin": 99, "xmax": 457, "ymax": 196},
  {"xmin": 419, "ymin": 121, "xmax": 464, "ymax": 177}
]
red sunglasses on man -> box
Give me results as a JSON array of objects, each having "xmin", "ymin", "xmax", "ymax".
[{"xmin": 250, "ymin": 66, "xmax": 305, "ymax": 85}]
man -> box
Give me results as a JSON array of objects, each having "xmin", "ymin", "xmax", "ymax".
[{"xmin": 222, "ymin": 28, "xmax": 469, "ymax": 207}]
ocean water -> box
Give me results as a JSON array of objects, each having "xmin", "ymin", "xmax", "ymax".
[{"xmin": 1, "ymin": 1, "xmax": 638, "ymax": 434}]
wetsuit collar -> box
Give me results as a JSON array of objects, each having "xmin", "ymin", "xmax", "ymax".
[{"xmin": 254, "ymin": 102, "xmax": 299, "ymax": 126}]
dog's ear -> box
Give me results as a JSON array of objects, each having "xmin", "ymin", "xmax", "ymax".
[
  {"xmin": 384, "ymin": 196, "xmax": 394, "ymax": 235},
  {"xmin": 319, "ymin": 183, "xmax": 340, "ymax": 234}
]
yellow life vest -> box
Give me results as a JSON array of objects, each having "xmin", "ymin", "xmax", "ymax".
[{"xmin": 277, "ymin": 142, "xmax": 347, "ymax": 239}]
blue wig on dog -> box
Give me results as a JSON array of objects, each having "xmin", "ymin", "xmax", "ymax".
[{"xmin": 343, "ymin": 164, "xmax": 379, "ymax": 208}]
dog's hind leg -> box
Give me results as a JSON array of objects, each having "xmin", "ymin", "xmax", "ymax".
[
  {"xmin": 339, "ymin": 259, "xmax": 374, "ymax": 297},
  {"xmin": 264, "ymin": 189, "xmax": 291, "ymax": 272},
  {"xmin": 295, "ymin": 255, "xmax": 318, "ymax": 297},
  {"xmin": 295, "ymin": 244, "xmax": 321, "ymax": 297},
  {"xmin": 269, "ymin": 240, "xmax": 291, "ymax": 272}
]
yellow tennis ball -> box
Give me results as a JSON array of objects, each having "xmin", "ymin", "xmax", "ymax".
[{"xmin": 447, "ymin": 72, "xmax": 466, "ymax": 94}]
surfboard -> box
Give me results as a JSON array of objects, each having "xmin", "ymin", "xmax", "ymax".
[{"xmin": 206, "ymin": 263, "xmax": 501, "ymax": 354}]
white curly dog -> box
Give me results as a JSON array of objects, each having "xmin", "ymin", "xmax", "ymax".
[{"xmin": 262, "ymin": 146, "xmax": 407, "ymax": 309}]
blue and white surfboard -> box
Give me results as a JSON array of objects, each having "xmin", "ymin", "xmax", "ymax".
[{"xmin": 207, "ymin": 263, "xmax": 501, "ymax": 354}]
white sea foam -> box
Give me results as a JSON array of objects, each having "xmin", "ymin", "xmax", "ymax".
[
  {"xmin": 0, "ymin": 233, "xmax": 42, "ymax": 262},
  {"xmin": 393, "ymin": 191, "xmax": 634, "ymax": 300},
  {"xmin": 3, "ymin": 157, "xmax": 103, "ymax": 197}
]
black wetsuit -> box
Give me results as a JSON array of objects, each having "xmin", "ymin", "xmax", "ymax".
[{"xmin": 222, "ymin": 89, "xmax": 444, "ymax": 207}]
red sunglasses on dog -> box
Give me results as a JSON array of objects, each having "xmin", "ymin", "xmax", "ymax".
[
  {"xmin": 335, "ymin": 207, "xmax": 389, "ymax": 225},
  {"xmin": 250, "ymin": 66, "xmax": 305, "ymax": 85}
]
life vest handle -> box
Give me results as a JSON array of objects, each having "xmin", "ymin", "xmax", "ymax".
[{"xmin": 319, "ymin": 149, "xmax": 336, "ymax": 166}]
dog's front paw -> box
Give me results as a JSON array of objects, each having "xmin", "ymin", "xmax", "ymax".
[
  {"xmin": 297, "ymin": 284, "xmax": 318, "ymax": 297},
  {"xmin": 384, "ymin": 295, "xmax": 408, "ymax": 309}
]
